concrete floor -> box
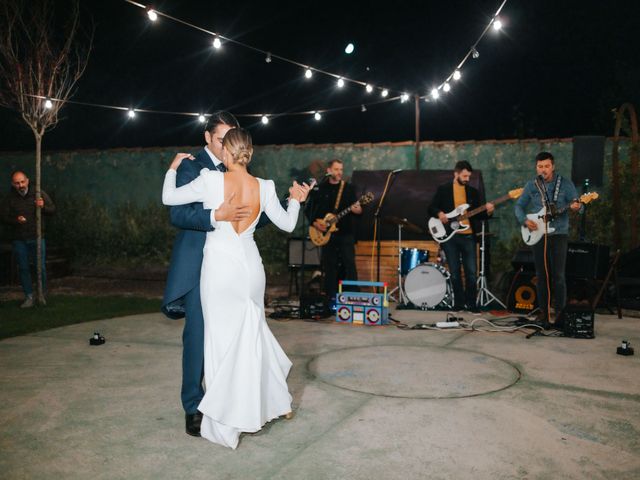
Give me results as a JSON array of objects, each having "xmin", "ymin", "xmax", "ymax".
[{"xmin": 1, "ymin": 307, "xmax": 639, "ymax": 480}]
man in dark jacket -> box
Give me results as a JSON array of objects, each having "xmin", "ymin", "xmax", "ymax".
[
  {"xmin": 1, "ymin": 171, "xmax": 56, "ymax": 307},
  {"xmin": 428, "ymin": 161, "xmax": 493, "ymax": 311}
]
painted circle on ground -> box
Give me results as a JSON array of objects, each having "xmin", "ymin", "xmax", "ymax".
[{"xmin": 308, "ymin": 345, "xmax": 520, "ymax": 399}]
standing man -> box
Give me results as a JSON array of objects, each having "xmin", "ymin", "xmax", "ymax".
[
  {"xmin": 1, "ymin": 171, "xmax": 56, "ymax": 308},
  {"xmin": 307, "ymin": 159, "xmax": 362, "ymax": 307},
  {"xmin": 515, "ymin": 151, "xmax": 581, "ymax": 326},
  {"xmin": 162, "ymin": 111, "xmax": 251, "ymax": 437},
  {"xmin": 428, "ymin": 161, "xmax": 494, "ymax": 312}
]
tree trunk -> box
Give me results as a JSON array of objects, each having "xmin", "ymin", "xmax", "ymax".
[{"xmin": 35, "ymin": 132, "xmax": 45, "ymax": 305}]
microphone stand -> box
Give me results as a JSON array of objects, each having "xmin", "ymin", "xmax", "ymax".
[{"xmin": 374, "ymin": 170, "xmax": 401, "ymax": 285}]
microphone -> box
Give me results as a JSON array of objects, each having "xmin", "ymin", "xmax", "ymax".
[{"xmin": 391, "ymin": 168, "xmax": 403, "ymax": 174}]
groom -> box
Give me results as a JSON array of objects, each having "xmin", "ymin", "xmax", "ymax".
[{"xmin": 162, "ymin": 111, "xmax": 252, "ymax": 437}]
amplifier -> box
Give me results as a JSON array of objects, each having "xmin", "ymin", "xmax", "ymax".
[
  {"xmin": 335, "ymin": 280, "xmax": 389, "ymax": 326},
  {"xmin": 566, "ymin": 242, "xmax": 610, "ymax": 280},
  {"xmin": 511, "ymin": 248, "xmax": 535, "ymax": 271},
  {"xmin": 559, "ymin": 304, "xmax": 595, "ymax": 339},
  {"xmin": 506, "ymin": 270, "xmax": 538, "ymax": 313}
]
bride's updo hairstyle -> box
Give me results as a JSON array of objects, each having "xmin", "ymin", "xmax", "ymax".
[{"xmin": 223, "ymin": 128, "xmax": 253, "ymax": 166}]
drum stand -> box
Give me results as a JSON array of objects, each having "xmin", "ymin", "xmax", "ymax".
[
  {"xmin": 475, "ymin": 220, "xmax": 506, "ymax": 309},
  {"xmin": 387, "ymin": 223, "xmax": 407, "ymax": 304}
]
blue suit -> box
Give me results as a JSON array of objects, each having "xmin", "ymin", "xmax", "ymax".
[{"xmin": 162, "ymin": 148, "xmax": 276, "ymax": 414}]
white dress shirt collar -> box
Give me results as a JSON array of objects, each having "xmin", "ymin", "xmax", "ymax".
[{"xmin": 204, "ymin": 146, "xmax": 223, "ymax": 168}]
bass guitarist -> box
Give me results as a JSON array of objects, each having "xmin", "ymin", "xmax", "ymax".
[
  {"xmin": 514, "ymin": 151, "xmax": 582, "ymax": 326},
  {"xmin": 428, "ymin": 161, "xmax": 494, "ymax": 312},
  {"xmin": 307, "ymin": 159, "xmax": 362, "ymax": 305}
]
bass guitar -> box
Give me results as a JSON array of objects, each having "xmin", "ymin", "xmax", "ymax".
[
  {"xmin": 521, "ymin": 192, "xmax": 599, "ymax": 246},
  {"xmin": 309, "ymin": 192, "xmax": 374, "ymax": 246},
  {"xmin": 428, "ymin": 188, "xmax": 524, "ymax": 244}
]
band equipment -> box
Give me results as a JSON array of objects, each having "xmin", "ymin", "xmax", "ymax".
[
  {"xmin": 335, "ymin": 280, "xmax": 389, "ymax": 326},
  {"xmin": 428, "ymin": 188, "xmax": 523, "ymax": 243},
  {"xmin": 559, "ymin": 304, "xmax": 595, "ymax": 339},
  {"xmin": 400, "ymin": 248, "xmax": 429, "ymax": 275},
  {"xmin": 506, "ymin": 270, "xmax": 538, "ymax": 313},
  {"xmin": 404, "ymin": 263, "xmax": 453, "ymax": 309},
  {"xmin": 520, "ymin": 192, "xmax": 599, "ymax": 246},
  {"xmin": 309, "ymin": 192, "xmax": 374, "ymax": 246}
]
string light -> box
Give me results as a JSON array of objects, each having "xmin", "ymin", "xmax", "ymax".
[
  {"xmin": 471, "ymin": 47, "xmax": 480, "ymax": 59},
  {"xmin": 314, "ymin": 112, "xmax": 322, "ymax": 121},
  {"xmin": 443, "ymin": 83, "xmax": 451, "ymax": 93},
  {"xmin": 365, "ymin": 84, "xmax": 373, "ymax": 93},
  {"xmin": 453, "ymin": 70, "xmax": 462, "ymax": 81},
  {"xmin": 381, "ymin": 89, "xmax": 389, "ymax": 98},
  {"xmin": 198, "ymin": 114, "xmax": 206, "ymax": 123},
  {"xmin": 44, "ymin": 99, "xmax": 53, "ymax": 109},
  {"xmin": 430, "ymin": 88, "xmax": 440, "ymax": 100},
  {"xmin": 361, "ymin": 105, "xmax": 367, "ymax": 112},
  {"xmin": 146, "ymin": 8, "xmax": 158, "ymax": 22},
  {"xmin": 304, "ymin": 68, "xmax": 313, "ymax": 79},
  {"xmin": 261, "ymin": 115, "xmax": 269, "ymax": 125},
  {"xmin": 345, "ymin": 43, "xmax": 355, "ymax": 54},
  {"xmin": 492, "ymin": 18, "xmax": 503, "ymax": 31},
  {"xmin": 337, "ymin": 77, "xmax": 345, "ymax": 88},
  {"xmin": 127, "ymin": 109, "xmax": 136, "ymax": 118},
  {"xmin": 400, "ymin": 93, "xmax": 410, "ymax": 103},
  {"xmin": 265, "ymin": 52, "xmax": 272, "ymax": 63},
  {"xmin": 212, "ymin": 36, "xmax": 222, "ymax": 49}
]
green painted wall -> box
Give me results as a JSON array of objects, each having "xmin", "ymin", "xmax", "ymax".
[{"xmin": 0, "ymin": 138, "xmax": 630, "ymax": 245}]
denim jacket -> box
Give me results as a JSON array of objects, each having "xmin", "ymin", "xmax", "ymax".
[{"xmin": 514, "ymin": 174, "xmax": 578, "ymax": 235}]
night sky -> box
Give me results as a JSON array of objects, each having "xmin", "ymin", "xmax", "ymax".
[{"xmin": 1, "ymin": 0, "xmax": 638, "ymax": 151}]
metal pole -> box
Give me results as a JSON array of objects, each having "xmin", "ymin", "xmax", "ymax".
[{"xmin": 414, "ymin": 95, "xmax": 420, "ymax": 170}]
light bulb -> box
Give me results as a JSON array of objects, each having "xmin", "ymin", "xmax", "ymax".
[
  {"xmin": 337, "ymin": 77, "xmax": 345, "ymax": 88},
  {"xmin": 361, "ymin": 105, "xmax": 367, "ymax": 112},
  {"xmin": 213, "ymin": 37, "xmax": 222, "ymax": 49},
  {"xmin": 472, "ymin": 47, "xmax": 479, "ymax": 59},
  {"xmin": 381, "ymin": 89, "xmax": 389, "ymax": 97},
  {"xmin": 127, "ymin": 109, "xmax": 136, "ymax": 118},
  {"xmin": 261, "ymin": 115, "xmax": 269, "ymax": 125},
  {"xmin": 345, "ymin": 43, "xmax": 355, "ymax": 54},
  {"xmin": 431, "ymin": 88, "xmax": 439, "ymax": 99},
  {"xmin": 305, "ymin": 68, "xmax": 313, "ymax": 79},
  {"xmin": 365, "ymin": 84, "xmax": 373, "ymax": 93},
  {"xmin": 198, "ymin": 114, "xmax": 206, "ymax": 123},
  {"xmin": 265, "ymin": 52, "xmax": 272, "ymax": 63},
  {"xmin": 44, "ymin": 99, "xmax": 53, "ymax": 109},
  {"xmin": 443, "ymin": 83, "xmax": 451, "ymax": 92},
  {"xmin": 314, "ymin": 112, "xmax": 322, "ymax": 121},
  {"xmin": 147, "ymin": 9, "xmax": 158, "ymax": 22},
  {"xmin": 453, "ymin": 70, "xmax": 462, "ymax": 81},
  {"xmin": 400, "ymin": 93, "xmax": 409, "ymax": 103},
  {"xmin": 492, "ymin": 18, "xmax": 502, "ymax": 31}
]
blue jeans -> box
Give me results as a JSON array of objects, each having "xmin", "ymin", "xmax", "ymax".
[
  {"xmin": 442, "ymin": 234, "xmax": 477, "ymax": 308},
  {"xmin": 13, "ymin": 239, "xmax": 47, "ymax": 297}
]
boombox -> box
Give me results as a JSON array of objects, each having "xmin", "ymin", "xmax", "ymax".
[{"xmin": 335, "ymin": 280, "xmax": 389, "ymax": 326}]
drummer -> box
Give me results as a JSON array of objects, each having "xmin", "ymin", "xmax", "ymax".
[{"xmin": 427, "ymin": 161, "xmax": 494, "ymax": 312}]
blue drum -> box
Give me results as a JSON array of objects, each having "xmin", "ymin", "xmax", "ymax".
[{"xmin": 400, "ymin": 248, "xmax": 429, "ymax": 275}]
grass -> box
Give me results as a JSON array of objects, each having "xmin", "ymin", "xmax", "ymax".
[{"xmin": 0, "ymin": 295, "xmax": 161, "ymax": 340}]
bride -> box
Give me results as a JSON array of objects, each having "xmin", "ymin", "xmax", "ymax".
[{"xmin": 162, "ymin": 128, "xmax": 310, "ymax": 448}]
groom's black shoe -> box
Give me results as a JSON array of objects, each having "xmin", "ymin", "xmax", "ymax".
[{"xmin": 185, "ymin": 412, "xmax": 203, "ymax": 437}]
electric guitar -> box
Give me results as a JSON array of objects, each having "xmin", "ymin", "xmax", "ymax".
[
  {"xmin": 521, "ymin": 192, "xmax": 599, "ymax": 246},
  {"xmin": 428, "ymin": 188, "xmax": 524, "ymax": 244},
  {"xmin": 309, "ymin": 192, "xmax": 374, "ymax": 246}
]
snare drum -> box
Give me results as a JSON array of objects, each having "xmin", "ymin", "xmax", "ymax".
[
  {"xmin": 400, "ymin": 248, "xmax": 429, "ymax": 275},
  {"xmin": 404, "ymin": 263, "xmax": 452, "ymax": 309}
]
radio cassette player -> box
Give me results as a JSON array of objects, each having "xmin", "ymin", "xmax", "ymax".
[{"xmin": 335, "ymin": 280, "xmax": 389, "ymax": 326}]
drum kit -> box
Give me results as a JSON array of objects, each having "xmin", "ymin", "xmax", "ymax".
[{"xmin": 383, "ymin": 216, "xmax": 454, "ymax": 310}]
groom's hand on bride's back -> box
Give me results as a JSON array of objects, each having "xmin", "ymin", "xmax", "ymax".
[
  {"xmin": 214, "ymin": 192, "xmax": 251, "ymax": 222},
  {"xmin": 169, "ymin": 153, "xmax": 195, "ymax": 171}
]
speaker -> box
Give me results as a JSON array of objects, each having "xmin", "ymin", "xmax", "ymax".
[
  {"xmin": 511, "ymin": 248, "xmax": 535, "ymax": 271},
  {"xmin": 572, "ymin": 136, "xmax": 605, "ymax": 187},
  {"xmin": 566, "ymin": 242, "xmax": 610, "ymax": 280},
  {"xmin": 288, "ymin": 238, "xmax": 321, "ymax": 267},
  {"xmin": 507, "ymin": 269, "xmax": 538, "ymax": 313},
  {"xmin": 559, "ymin": 304, "xmax": 595, "ymax": 339}
]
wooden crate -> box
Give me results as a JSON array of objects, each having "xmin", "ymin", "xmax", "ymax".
[{"xmin": 354, "ymin": 240, "xmax": 440, "ymax": 291}]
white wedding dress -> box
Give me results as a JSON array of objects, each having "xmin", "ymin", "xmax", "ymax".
[{"xmin": 162, "ymin": 168, "xmax": 300, "ymax": 449}]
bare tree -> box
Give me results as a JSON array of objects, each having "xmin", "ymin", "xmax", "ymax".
[{"xmin": 0, "ymin": 0, "xmax": 91, "ymax": 305}]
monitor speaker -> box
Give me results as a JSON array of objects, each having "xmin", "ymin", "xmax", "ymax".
[
  {"xmin": 566, "ymin": 242, "xmax": 610, "ymax": 280},
  {"xmin": 572, "ymin": 136, "xmax": 605, "ymax": 187},
  {"xmin": 288, "ymin": 238, "xmax": 322, "ymax": 267},
  {"xmin": 507, "ymin": 269, "xmax": 538, "ymax": 313}
]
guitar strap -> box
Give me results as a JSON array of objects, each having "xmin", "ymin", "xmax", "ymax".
[
  {"xmin": 552, "ymin": 175, "xmax": 562, "ymax": 204},
  {"xmin": 333, "ymin": 181, "xmax": 345, "ymax": 212}
]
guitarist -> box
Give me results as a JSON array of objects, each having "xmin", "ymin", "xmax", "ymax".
[
  {"xmin": 514, "ymin": 151, "xmax": 582, "ymax": 326},
  {"xmin": 307, "ymin": 159, "xmax": 362, "ymax": 305},
  {"xmin": 428, "ymin": 161, "xmax": 494, "ymax": 312}
]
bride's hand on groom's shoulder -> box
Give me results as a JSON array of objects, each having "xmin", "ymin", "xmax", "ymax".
[{"xmin": 169, "ymin": 153, "xmax": 195, "ymax": 171}]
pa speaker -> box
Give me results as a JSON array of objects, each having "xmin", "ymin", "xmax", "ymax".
[
  {"xmin": 507, "ymin": 269, "xmax": 538, "ymax": 313},
  {"xmin": 288, "ymin": 238, "xmax": 322, "ymax": 267},
  {"xmin": 572, "ymin": 136, "xmax": 605, "ymax": 188}
]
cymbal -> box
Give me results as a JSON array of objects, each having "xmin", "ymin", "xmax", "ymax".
[{"xmin": 383, "ymin": 216, "xmax": 423, "ymax": 234}]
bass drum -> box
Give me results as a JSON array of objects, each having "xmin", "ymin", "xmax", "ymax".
[{"xmin": 404, "ymin": 263, "xmax": 452, "ymax": 309}]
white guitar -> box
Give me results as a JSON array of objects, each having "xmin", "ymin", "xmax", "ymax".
[
  {"xmin": 428, "ymin": 188, "xmax": 523, "ymax": 244},
  {"xmin": 520, "ymin": 192, "xmax": 599, "ymax": 246}
]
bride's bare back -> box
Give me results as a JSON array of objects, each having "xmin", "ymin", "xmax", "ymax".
[{"xmin": 223, "ymin": 171, "xmax": 260, "ymax": 234}]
